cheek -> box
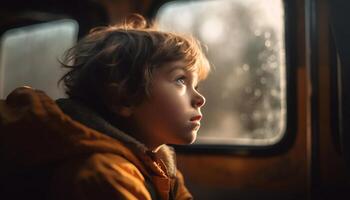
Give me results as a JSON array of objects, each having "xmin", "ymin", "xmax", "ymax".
[
  {"xmin": 151, "ymin": 85, "xmax": 188, "ymax": 118},
  {"xmin": 138, "ymin": 83, "xmax": 197, "ymax": 144}
]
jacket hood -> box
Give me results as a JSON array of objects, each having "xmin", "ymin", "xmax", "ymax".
[{"xmin": 0, "ymin": 87, "xmax": 177, "ymax": 179}]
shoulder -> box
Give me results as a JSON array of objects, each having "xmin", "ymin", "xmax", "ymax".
[{"xmin": 50, "ymin": 153, "xmax": 152, "ymax": 200}]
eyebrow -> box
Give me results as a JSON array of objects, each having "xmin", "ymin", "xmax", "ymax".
[
  {"xmin": 168, "ymin": 63, "xmax": 199, "ymax": 77},
  {"xmin": 167, "ymin": 65, "xmax": 200, "ymax": 85},
  {"xmin": 167, "ymin": 65, "xmax": 187, "ymax": 74}
]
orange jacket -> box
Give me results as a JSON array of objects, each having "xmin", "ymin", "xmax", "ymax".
[{"xmin": 0, "ymin": 87, "xmax": 193, "ymax": 200}]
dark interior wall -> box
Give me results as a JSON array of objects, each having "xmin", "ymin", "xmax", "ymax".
[
  {"xmin": 0, "ymin": 0, "xmax": 107, "ymax": 37},
  {"xmin": 0, "ymin": 0, "xmax": 169, "ymax": 37}
]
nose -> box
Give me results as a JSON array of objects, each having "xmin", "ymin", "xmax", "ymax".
[{"xmin": 192, "ymin": 90, "xmax": 206, "ymax": 108}]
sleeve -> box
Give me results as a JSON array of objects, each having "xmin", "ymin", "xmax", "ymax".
[
  {"xmin": 50, "ymin": 154, "xmax": 153, "ymax": 200},
  {"xmin": 173, "ymin": 170, "xmax": 193, "ymax": 200}
]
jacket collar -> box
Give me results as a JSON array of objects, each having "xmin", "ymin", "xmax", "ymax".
[{"xmin": 56, "ymin": 98, "xmax": 177, "ymax": 179}]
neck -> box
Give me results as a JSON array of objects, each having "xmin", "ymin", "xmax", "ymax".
[{"xmin": 108, "ymin": 116, "xmax": 163, "ymax": 153}]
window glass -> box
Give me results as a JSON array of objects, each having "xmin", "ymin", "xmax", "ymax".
[
  {"xmin": 157, "ymin": 0, "xmax": 286, "ymax": 145},
  {"xmin": 0, "ymin": 19, "xmax": 78, "ymax": 99}
]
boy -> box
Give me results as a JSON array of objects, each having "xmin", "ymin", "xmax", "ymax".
[{"xmin": 0, "ymin": 15, "xmax": 210, "ymax": 200}]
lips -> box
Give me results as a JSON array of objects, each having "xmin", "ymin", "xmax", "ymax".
[{"xmin": 190, "ymin": 115, "xmax": 202, "ymax": 121}]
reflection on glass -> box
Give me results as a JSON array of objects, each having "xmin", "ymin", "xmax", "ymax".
[{"xmin": 157, "ymin": 0, "xmax": 286, "ymax": 145}]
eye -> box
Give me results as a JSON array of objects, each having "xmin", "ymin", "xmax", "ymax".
[{"xmin": 175, "ymin": 76, "xmax": 186, "ymax": 85}]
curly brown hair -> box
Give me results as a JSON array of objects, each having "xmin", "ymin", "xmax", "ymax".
[{"xmin": 59, "ymin": 14, "xmax": 210, "ymax": 116}]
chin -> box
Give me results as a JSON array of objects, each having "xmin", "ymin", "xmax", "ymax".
[
  {"xmin": 188, "ymin": 132, "xmax": 198, "ymax": 144},
  {"xmin": 177, "ymin": 131, "xmax": 197, "ymax": 145}
]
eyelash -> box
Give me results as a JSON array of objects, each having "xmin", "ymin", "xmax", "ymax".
[
  {"xmin": 175, "ymin": 76, "xmax": 200, "ymax": 91},
  {"xmin": 176, "ymin": 76, "xmax": 186, "ymax": 85}
]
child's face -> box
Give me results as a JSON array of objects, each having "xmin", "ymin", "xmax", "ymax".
[{"xmin": 129, "ymin": 60, "xmax": 206, "ymax": 149}]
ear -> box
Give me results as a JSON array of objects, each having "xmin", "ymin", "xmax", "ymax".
[
  {"xmin": 110, "ymin": 104, "xmax": 134, "ymax": 117},
  {"xmin": 105, "ymin": 84, "xmax": 135, "ymax": 117},
  {"xmin": 118, "ymin": 106, "xmax": 133, "ymax": 117}
]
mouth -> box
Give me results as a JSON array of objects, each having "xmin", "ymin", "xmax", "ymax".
[
  {"xmin": 190, "ymin": 115, "xmax": 202, "ymax": 121},
  {"xmin": 189, "ymin": 114, "xmax": 202, "ymax": 130}
]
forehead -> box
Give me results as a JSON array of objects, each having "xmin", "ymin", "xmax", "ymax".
[{"xmin": 163, "ymin": 61, "xmax": 199, "ymax": 78}]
